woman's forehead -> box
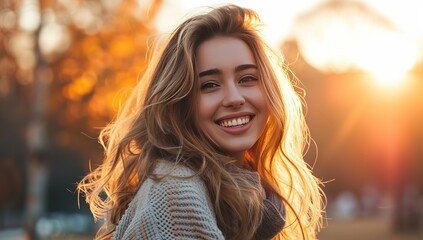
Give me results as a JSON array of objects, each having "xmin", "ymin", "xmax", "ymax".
[{"xmin": 195, "ymin": 36, "xmax": 256, "ymax": 73}]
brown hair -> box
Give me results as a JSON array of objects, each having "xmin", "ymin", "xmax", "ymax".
[{"xmin": 78, "ymin": 4, "xmax": 324, "ymax": 239}]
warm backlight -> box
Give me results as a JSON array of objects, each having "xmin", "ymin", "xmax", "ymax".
[{"xmin": 294, "ymin": 0, "xmax": 420, "ymax": 88}]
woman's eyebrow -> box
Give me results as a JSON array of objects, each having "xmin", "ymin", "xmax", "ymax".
[
  {"xmin": 235, "ymin": 64, "xmax": 257, "ymax": 72},
  {"xmin": 199, "ymin": 68, "xmax": 220, "ymax": 77},
  {"xmin": 199, "ymin": 64, "xmax": 257, "ymax": 78}
]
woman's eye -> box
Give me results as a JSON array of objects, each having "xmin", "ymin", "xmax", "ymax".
[
  {"xmin": 239, "ymin": 75, "xmax": 258, "ymax": 84},
  {"xmin": 200, "ymin": 82, "xmax": 219, "ymax": 90}
]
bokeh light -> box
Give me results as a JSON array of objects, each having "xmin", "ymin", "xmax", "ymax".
[
  {"xmin": 1, "ymin": 0, "xmax": 423, "ymax": 239},
  {"xmin": 293, "ymin": 0, "xmax": 419, "ymax": 89}
]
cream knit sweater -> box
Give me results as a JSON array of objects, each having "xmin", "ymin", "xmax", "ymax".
[{"xmin": 111, "ymin": 160, "xmax": 225, "ymax": 239}]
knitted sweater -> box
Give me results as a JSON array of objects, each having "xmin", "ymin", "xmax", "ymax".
[
  {"xmin": 111, "ymin": 160, "xmax": 225, "ymax": 240},
  {"xmin": 111, "ymin": 160, "xmax": 285, "ymax": 239}
]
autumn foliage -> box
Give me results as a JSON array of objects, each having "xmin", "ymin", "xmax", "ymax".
[{"xmin": 0, "ymin": 0, "xmax": 163, "ymax": 219}]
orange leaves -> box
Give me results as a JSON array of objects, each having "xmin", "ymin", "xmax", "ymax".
[
  {"xmin": 40, "ymin": 0, "xmax": 163, "ymax": 136},
  {"xmin": 110, "ymin": 35, "xmax": 135, "ymax": 59},
  {"xmin": 80, "ymin": 36, "xmax": 102, "ymax": 58},
  {"xmin": 59, "ymin": 59, "xmax": 78, "ymax": 78},
  {"xmin": 62, "ymin": 71, "xmax": 96, "ymax": 101}
]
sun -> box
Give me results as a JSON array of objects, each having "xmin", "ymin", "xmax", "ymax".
[
  {"xmin": 293, "ymin": 0, "xmax": 420, "ymax": 89},
  {"xmin": 361, "ymin": 30, "xmax": 418, "ymax": 89}
]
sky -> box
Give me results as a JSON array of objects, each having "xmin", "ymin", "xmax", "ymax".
[
  {"xmin": 154, "ymin": 0, "xmax": 323, "ymax": 47},
  {"xmin": 154, "ymin": 0, "xmax": 423, "ymax": 48}
]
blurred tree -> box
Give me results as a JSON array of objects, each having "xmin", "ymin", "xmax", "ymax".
[
  {"xmin": 282, "ymin": 0, "xmax": 423, "ymax": 233},
  {"xmin": 0, "ymin": 0, "xmax": 163, "ymax": 238}
]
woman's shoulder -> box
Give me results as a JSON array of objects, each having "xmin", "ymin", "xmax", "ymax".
[
  {"xmin": 132, "ymin": 159, "xmax": 207, "ymax": 204},
  {"xmin": 152, "ymin": 159, "xmax": 198, "ymax": 178},
  {"xmin": 113, "ymin": 160, "xmax": 223, "ymax": 239}
]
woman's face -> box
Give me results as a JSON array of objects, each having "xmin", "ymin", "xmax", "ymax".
[{"xmin": 195, "ymin": 36, "xmax": 269, "ymax": 162}]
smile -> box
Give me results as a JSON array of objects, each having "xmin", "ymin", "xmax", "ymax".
[{"xmin": 217, "ymin": 115, "xmax": 251, "ymax": 127}]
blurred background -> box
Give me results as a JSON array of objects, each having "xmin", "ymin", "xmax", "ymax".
[{"xmin": 0, "ymin": 0, "xmax": 422, "ymax": 239}]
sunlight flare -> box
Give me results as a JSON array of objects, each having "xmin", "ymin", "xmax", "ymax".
[{"xmin": 294, "ymin": 0, "xmax": 419, "ymax": 88}]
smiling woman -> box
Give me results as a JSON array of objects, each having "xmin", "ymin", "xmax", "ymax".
[{"xmin": 78, "ymin": 4, "xmax": 325, "ymax": 240}]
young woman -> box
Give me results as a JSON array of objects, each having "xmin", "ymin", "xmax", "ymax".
[{"xmin": 78, "ymin": 4, "xmax": 325, "ymax": 240}]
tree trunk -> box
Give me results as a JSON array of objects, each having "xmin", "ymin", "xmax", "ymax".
[
  {"xmin": 24, "ymin": 57, "xmax": 51, "ymax": 240},
  {"xmin": 24, "ymin": 7, "xmax": 51, "ymax": 239}
]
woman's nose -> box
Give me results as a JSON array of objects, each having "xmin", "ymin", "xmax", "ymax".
[{"xmin": 222, "ymin": 83, "xmax": 245, "ymax": 108}]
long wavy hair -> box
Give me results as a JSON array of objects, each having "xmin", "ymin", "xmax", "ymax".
[{"xmin": 78, "ymin": 4, "xmax": 324, "ymax": 240}]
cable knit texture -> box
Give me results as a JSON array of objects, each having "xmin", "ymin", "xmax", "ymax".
[{"xmin": 111, "ymin": 160, "xmax": 225, "ymax": 240}]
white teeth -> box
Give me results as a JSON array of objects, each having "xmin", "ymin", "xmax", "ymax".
[{"xmin": 218, "ymin": 116, "xmax": 251, "ymax": 127}]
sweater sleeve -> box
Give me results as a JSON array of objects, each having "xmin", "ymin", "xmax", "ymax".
[
  {"xmin": 111, "ymin": 162, "xmax": 225, "ymax": 240},
  {"xmin": 147, "ymin": 176, "xmax": 225, "ymax": 240}
]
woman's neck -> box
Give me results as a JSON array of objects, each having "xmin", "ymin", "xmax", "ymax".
[
  {"xmin": 232, "ymin": 151, "xmax": 244, "ymax": 165},
  {"xmin": 233, "ymin": 151, "xmax": 255, "ymax": 170}
]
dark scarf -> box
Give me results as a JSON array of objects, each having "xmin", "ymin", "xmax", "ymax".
[
  {"xmin": 227, "ymin": 164, "xmax": 286, "ymax": 239},
  {"xmin": 254, "ymin": 186, "xmax": 286, "ymax": 239}
]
